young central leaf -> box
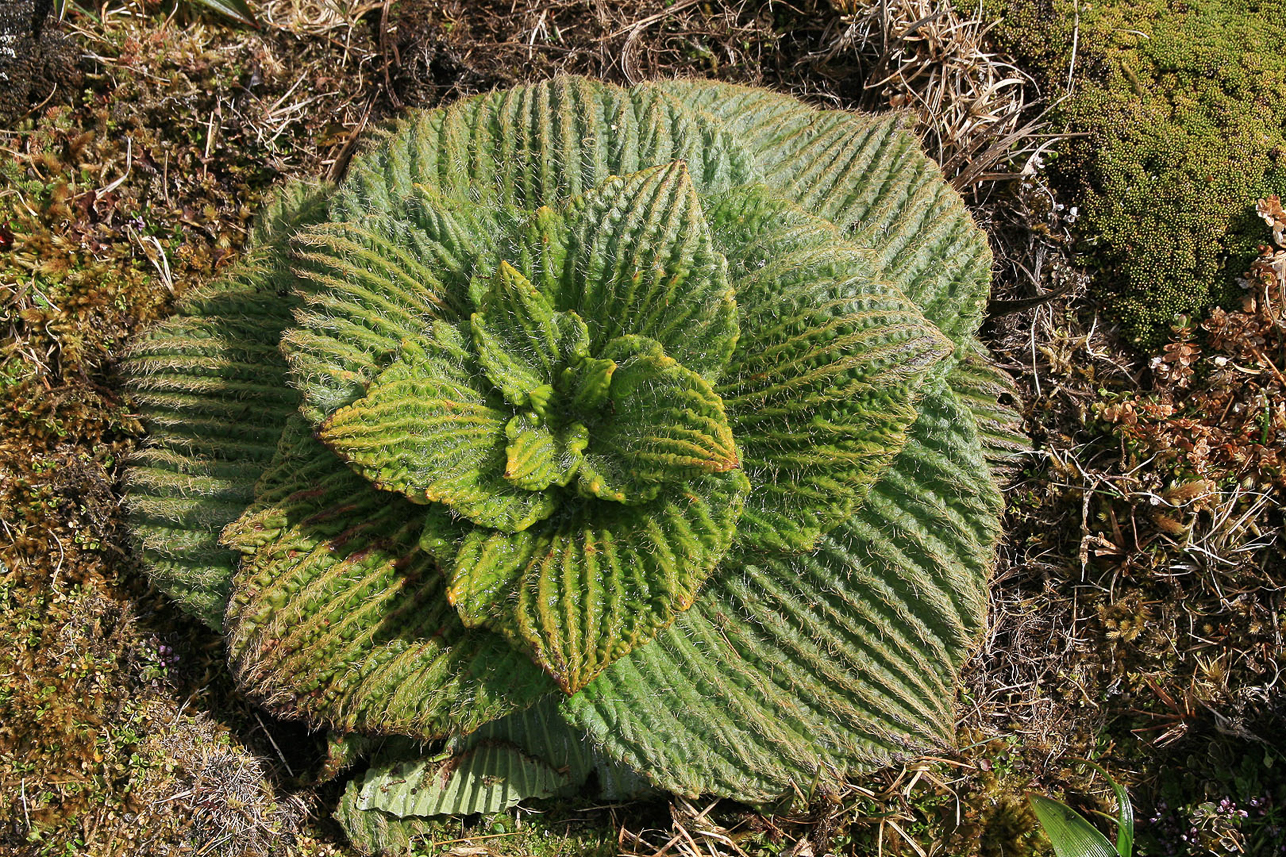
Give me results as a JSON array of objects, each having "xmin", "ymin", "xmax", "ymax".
[
  {"xmin": 470, "ymin": 262, "xmax": 562, "ymax": 411},
  {"xmin": 317, "ymin": 324, "xmax": 556, "ymax": 533},
  {"xmin": 503, "ymin": 412, "xmax": 588, "ymax": 491},
  {"xmin": 446, "ymin": 467, "xmax": 750, "ymax": 694},
  {"xmin": 578, "ymin": 336, "xmax": 739, "ymax": 505}
]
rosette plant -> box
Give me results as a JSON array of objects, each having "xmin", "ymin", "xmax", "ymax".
[{"xmin": 124, "ymin": 77, "xmax": 1022, "ymax": 842}]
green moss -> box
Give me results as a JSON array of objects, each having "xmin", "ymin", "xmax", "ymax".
[{"xmin": 985, "ymin": 0, "xmax": 1286, "ymax": 346}]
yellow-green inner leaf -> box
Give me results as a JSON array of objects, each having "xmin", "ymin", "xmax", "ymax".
[
  {"xmin": 503, "ymin": 412, "xmax": 589, "ymax": 491},
  {"xmin": 577, "ymin": 336, "xmax": 739, "ymax": 505},
  {"xmin": 318, "ymin": 327, "xmax": 556, "ymax": 533}
]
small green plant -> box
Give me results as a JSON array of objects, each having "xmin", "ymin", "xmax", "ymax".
[
  {"xmin": 122, "ymin": 77, "xmax": 1021, "ymax": 847},
  {"xmin": 1030, "ymin": 762, "xmax": 1135, "ymax": 857}
]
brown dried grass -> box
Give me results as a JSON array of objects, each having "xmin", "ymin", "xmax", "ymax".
[{"xmin": 815, "ymin": 0, "xmax": 1054, "ymax": 193}]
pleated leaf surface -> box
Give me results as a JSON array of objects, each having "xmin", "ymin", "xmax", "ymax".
[
  {"xmin": 223, "ymin": 418, "xmax": 557, "ymax": 737},
  {"xmin": 351, "ymin": 743, "xmax": 570, "ymax": 818},
  {"xmin": 122, "ymin": 180, "xmax": 330, "ymax": 627},
  {"xmin": 578, "ymin": 335, "xmax": 739, "ymax": 505},
  {"xmin": 449, "ymin": 466, "xmax": 749, "ymax": 694},
  {"xmin": 656, "ymin": 79, "xmax": 992, "ymax": 355},
  {"xmin": 561, "ymin": 160, "xmax": 738, "ymax": 381},
  {"xmin": 282, "ymin": 186, "xmax": 484, "ymax": 424},
  {"xmin": 331, "ymin": 77, "xmax": 760, "ymax": 222},
  {"xmin": 708, "ymin": 185, "xmax": 954, "ymax": 551},
  {"xmin": 561, "ymin": 374, "xmax": 1001, "ymax": 800},
  {"xmin": 336, "ymin": 698, "xmax": 650, "ymax": 850},
  {"xmin": 318, "ymin": 327, "xmax": 556, "ymax": 532}
]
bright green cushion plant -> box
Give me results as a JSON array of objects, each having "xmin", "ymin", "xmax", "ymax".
[{"xmin": 122, "ymin": 77, "xmax": 1023, "ymax": 847}]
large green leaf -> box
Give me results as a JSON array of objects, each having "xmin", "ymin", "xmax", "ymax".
[
  {"xmin": 350, "ymin": 744, "xmax": 570, "ymax": 818},
  {"xmin": 222, "ymin": 419, "xmax": 557, "ymax": 737},
  {"xmin": 331, "ymin": 78, "xmax": 760, "ymax": 225},
  {"xmin": 562, "ymin": 161, "xmax": 738, "ymax": 381},
  {"xmin": 708, "ymin": 185, "xmax": 954, "ymax": 552},
  {"xmin": 655, "ymin": 80, "xmax": 992, "ymax": 354},
  {"xmin": 122, "ymin": 180, "xmax": 330, "ymax": 627},
  {"xmin": 282, "ymin": 186, "xmax": 486, "ymax": 423},
  {"xmin": 336, "ymin": 699, "xmax": 650, "ymax": 853},
  {"xmin": 947, "ymin": 339, "xmax": 1028, "ymax": 467},
  {"xmin": 561, "ymin": 375, "xmax": 999, "ymax": 800}
]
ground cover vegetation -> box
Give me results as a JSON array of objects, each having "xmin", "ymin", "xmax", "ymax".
[
  {"xmin": 1, "ymin": 0, "xmax": 1282, "ymax": 855},
  {"xmin": 983, "ymin": 0, "xmax": 1286, "ymax": 347}
]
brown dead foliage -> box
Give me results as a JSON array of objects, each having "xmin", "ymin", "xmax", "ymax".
[{"xmin": 965, "ymin": 172, "xmax": 1285, "ymax": 843}]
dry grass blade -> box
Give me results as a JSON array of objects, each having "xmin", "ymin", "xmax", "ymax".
[{"xmin": 815, "ymin": 0, "xmax": 1049, "ymax": 194}]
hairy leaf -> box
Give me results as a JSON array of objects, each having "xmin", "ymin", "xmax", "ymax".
[
  {"xmin": 563, "ymin": 161, "xmax": 738, "ymax": 381},
  {"xmin": 223, "ymin": 419, "xmax": 557, "ymax": 737},
  {"xmin": 470, "ymin": 262, "xmax": 562, "ymax": 409},
  {"xmin": 448, "ymin": 467, "xmax": 749, "ymax": 693},
  {"xmin": 561, "ymin": 376, "xmax": 1000, "ymax": 799},
  {"xmin": 122, "ymin": 180, "xmax": 329, "ymax": 627},
  {"xmin": 709, "ymin": 185, "xmax": 954, "ymax": 551},
  {"xmin": 318, "ymin": 327, "xmax": 556, "ymax": 532},
  {"xmin": 579, "ymin": 335, "xmax": 739, "ymax": 504},
  {"xmin": 656, "ymin": 79, "xmax": 992, "ymax": 353},
  {"xmin": 121, "ymin": 78, "xmax": 1017, "ymax": 827}
]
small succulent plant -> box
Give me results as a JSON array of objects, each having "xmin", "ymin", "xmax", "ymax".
[{"xmin": 123, "ymin": 77, "xmax": 1022, "ymax": 842}]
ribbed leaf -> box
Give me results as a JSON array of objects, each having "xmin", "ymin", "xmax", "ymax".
[
  {"xmin": 283, "ymin": 186, "xmax": 486, "ymax": 423},
  {"xmin": 335, "ymin": 699, "xmax": 649, "ymax": 851},
  {"xmin": 122, "ymin": 180, "xmax": 330, "ymax": 627},
  {"xmin": 578, "ymin": 336, "xmax": 739, "ymax": 505},
  {"xmin": 332, "ymin": 78, "xmax": 759, "ymax": 221},
  {"xmin": 335, "ymin": 788, "xmax": 434, "ymax": 857},
  {"xmin": 223, "ymin": 418, "xmax": 557, "ymax": 737},
  {"xmin": 708, "ymin": 185, "xmax": 954, "ymax": 551},
  {"xmin": 561, "ymin": 376, "xmax": 1000, "ymax": 800},
  {"xmin": 469, "ymin": 697, "xmax": 651, "ymax": 800},
  {"xmin": 448, "ymin": 468, "xmax": 750, "ymax": 694},
  {"xmin": 656, "ymin": 80, "xmax": 992, "ymax": 352},
  {"xmin": 352, "ymin": 744, "xmax": 570, "ymax": 818},
  {"xmin": 470, "ymin": 262, "xmax": 562, "ymax": 409},
  {"xmin": 568, "ymin": 355, "xmax": 615, "ymax": 412},
  {"xmin": 502, "ymin": 413, "xmax": 588, "ymax": 492},
  {"xmin": 318, "ymin": 326, "xmax": 555, "ymax": 533},
  {"xmin": 948, "ymin": 339, "xmax": 1027, "ymax": 468},
  {"xmin": 563, "ymin": 161, "xmax": 738, "ymax": 382}
]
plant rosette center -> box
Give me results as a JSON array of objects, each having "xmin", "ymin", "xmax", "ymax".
[
  {"xmin": 126, "ymin": 78, "xmax": 1016, "ymax": 810},
  {"xmin": 303, "ymin": 163, "xmax": 751, "ymax": 693}
]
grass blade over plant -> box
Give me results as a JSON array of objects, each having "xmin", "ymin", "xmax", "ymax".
[
  {"xmin": 1030, "ymin": 794, "xmax": 1120, "ymax": 857},
  {"xmin": 190, "ymin": 0, "xmax": 257, "ymax": 26}
]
